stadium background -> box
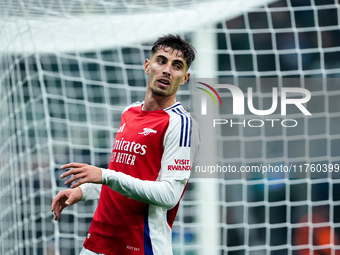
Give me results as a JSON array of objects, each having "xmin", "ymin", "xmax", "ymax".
[{"xmin": 1, "ymin": 0, "xmax": 340, "ymax": 254}]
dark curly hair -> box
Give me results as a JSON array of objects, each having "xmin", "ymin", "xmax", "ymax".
[{"xmin": 151, "ymin": 34, "xmax": 196, "ymax": 69}]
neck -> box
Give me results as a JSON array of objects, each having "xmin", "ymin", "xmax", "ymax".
[{"xmin": 143, "ymin": 88, "xmax": 176, "ymax": 111}]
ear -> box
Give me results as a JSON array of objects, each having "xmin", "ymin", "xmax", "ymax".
[
  {"xmin": 180, "ymin": 72, "xmax": 190, "ymax": 86},
  {"xmin": 144, "ymin": 59, "xmax": 150, "ymax": 74}
]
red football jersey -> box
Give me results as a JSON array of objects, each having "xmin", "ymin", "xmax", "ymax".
[{"xmin": 83, "ymin": 101, "xmax": 200, "ymax": 255}]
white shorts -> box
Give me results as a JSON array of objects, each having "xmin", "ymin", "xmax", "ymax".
[{"xmin": 80, "ymin": 247, "xmax": 106, "ymax": 255}]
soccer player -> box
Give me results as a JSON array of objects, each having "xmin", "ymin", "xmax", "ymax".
[{"xmin": 51, "ymin": 34, "xmax": 200, "ymax": 255}]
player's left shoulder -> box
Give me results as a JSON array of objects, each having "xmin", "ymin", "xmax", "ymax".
[
  {"xmin": 164, "ymin": 102, "xmax": 192, "ymax": 121},
  {"xmin": 163, "ymin": 103, "xmax": 200, "ymax": 150},
  {"xmin": 164, "ymin": 102, "xmax": 199, "ymax": 133}
]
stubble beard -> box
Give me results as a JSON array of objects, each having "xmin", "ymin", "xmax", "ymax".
[
  {"xmin": 150, "ymin": 86, "xmax": 168, "ymax": 97},
  {"xmin": 149, "ymin": 83, "xmax": 177, "ymax": 97}
]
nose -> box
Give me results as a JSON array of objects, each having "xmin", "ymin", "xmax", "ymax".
[{"xmin": 163, "ymin": 64, "xmax": 171, "ymax": 76}]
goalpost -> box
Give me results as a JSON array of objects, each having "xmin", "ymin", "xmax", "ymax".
[{"xmin": 1, "ymin": 0, "xmax": 340, "ymax": 255}]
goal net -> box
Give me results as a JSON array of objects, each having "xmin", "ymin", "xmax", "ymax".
[{"xmin": 1, "ymin": 0, "xmax": 340, "ymax": 254}]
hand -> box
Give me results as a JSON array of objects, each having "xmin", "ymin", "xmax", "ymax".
[
  {"xmin": 51, "ymin": 187, "xmax": 82, "ymax": 221},
  {"xmin": 60, "ymin": 162, "xmax": 102, "ymax": 188}
]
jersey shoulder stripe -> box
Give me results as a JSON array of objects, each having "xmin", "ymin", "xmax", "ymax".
[
  {"xmin": 164, "ymin": 102, "xmax": 182, "ymax": 111},
  {"xmin": 165, "ymin": 104, "xmax": 192, "ymax": 148},
  {"xmin": 122, "ymin": 101, "xmax": 143, "ymax": 113}
]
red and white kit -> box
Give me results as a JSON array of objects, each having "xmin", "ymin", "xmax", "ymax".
[{"xmin": 80, "ymin": 101, "xmax": 200, "ymax": 255}]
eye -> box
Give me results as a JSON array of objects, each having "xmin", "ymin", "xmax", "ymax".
[
  {"xmin": 174, "ymin": 64, "xmax": 183, "ymax": 70},
  {"xmin": 157, "ymin": 57, "xmax": 167, "ymax": 65}
]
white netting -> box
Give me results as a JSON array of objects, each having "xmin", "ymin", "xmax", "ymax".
[{"xmin": 1, "ymin": 0, "xmax": 340, "ymax": 255}]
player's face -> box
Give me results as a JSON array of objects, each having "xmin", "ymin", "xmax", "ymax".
[{"xmin": 144, "ymin": 47, "xmax": 190, "ymax": 98}]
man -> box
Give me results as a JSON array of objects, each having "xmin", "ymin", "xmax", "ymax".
[{"xmin": 51, "ymin": 34, "xmax": 200, "ymax": 255}]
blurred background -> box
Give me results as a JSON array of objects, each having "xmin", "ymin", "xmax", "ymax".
[{"xmin": 1, "ymin": 0, "xmax": 340, "ymax": 254}]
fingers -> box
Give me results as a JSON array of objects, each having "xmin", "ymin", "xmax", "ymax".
[
  {"xmin": 65, "ymin": 189, "xmax": 81, "ymax": 205},
  {"xmin": 51, "ymin": 191, "xmax": 69, "ymax": 221},
  {"xmin": 69, "ymin": 179, "xmax": 84, "ymax": 188},
  {"xmin": 51, "ymin": 195, "xmax": 59, "ymax": 212},
  {"xmin": 61, "ymin": 162, "xmax": 87, "ymax": 170},
  {"xmin": 54, "ymin": 203, "xmax": 66, "ymax": 221},
  {"xmin": 51, "ymin": 188, "xmax": 82, "ymax": 221},
  {"xmin": 60, "ymin": 163, "xmax": 87, "ymax": 178},
  {"xmin": 63, "ymin": 172, "xmax": 87, "ymax": 186},
  {"xmin": 51, "ymin": 165, "xmax": 87, "ymax": 221},
  {"xmin": 58, "ymin": 162, "xmax": 101, "ymax": 194},
  {"xmin": 60, "ymin": 163, "xmax": 88, "ymax": 187},
  {"xmin": 54, "ymin": 208, "xmax": 62, "ymax": 221},
  {"xmin": 59, "ymin": 163, "xmax": 102, "ymax": 187}
]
